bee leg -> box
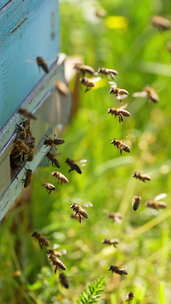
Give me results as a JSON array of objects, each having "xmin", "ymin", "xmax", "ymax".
[
  {"xmin": 54, "ymin": 266, "xmax": 58, "ymax": 273},
  {"xmin": 85, "ymin": 88, "xmax": 90, "ymax": 93},
  {"xmin": 78, "ymin": 214, "xmax": 82, "ymax": 223}
]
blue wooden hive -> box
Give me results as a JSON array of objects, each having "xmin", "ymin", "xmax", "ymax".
[{"xmin": 0, "ymin": 0, "xmax": 72, "ymax": 220}]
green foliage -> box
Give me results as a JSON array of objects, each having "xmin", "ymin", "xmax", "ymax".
[{"xmin": 78, "ymin": 277, "xmax": 105, "ymax": 304}]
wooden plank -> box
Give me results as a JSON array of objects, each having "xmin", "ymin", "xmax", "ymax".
[
  {"xmin": 0, "ymin": 63, "xmax": 72, "ymax": 220},
  {"xmin": 0, "ymin": 0, "xmax": 59, "ymax": 129}
]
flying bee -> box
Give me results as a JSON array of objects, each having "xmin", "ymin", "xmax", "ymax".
[
  {"xmin": 55, "ymin": 80, "xmax": 69, "ymax": 96},
  {"xmin": 47, "ymin": 249, "xmax": 62, "ymax": 258},
  {"xmin": 65, "ymin": 158, "xmax": 82, "ymax": 174},
  {"xmin": 152, "ymin": 16, "xmax": 171, "ymax": 31},
  {"xmin": 111, "ymin": 139, "xmax": 131, "ymax": 154},
  {"xmin": 133, "ymin": 171, "xmax": 151, "ymax": 182},
  {"xmin": 44, "ymin": 137, "xmax": 64, "ymax": 147},
  {"xmin": 132, "ymin": 195, "xmax": 141, "ymax": 211},
  {"xmin": 133, "ymin": 86, "xmax": 159, "ymax": 103},
  {"xmin": 146, "ymin": 193, "xmax": 167, "ymax": 210},
  {"xmin": 23, "ymin": 169, "xmax": 32, "ymax": 188},
  {"xmin": 71, "ymin": 203, "xmax": 88, "ymax": 223},
  {"xmin": 18, "ymin": 108, "xmax": 37, "ymax": 120},
  {"xmin": 109, "ymin": 85, "xmax": 129, "ymax": 101},
  {"xmin": 36, "ymin": 56, "xmax": 49, "ymax": 73},
  {"xmin": 42, "ymin": 183, "xmax": 56, "ymax": 193},
  {"xmin": 51, "ymin": 171, "xmax": 69, "ymax": 184},
  {"xmin": 108, "ymin": 212, "xmax": 123, "ymax": 223},
  {"xmin": 70, "ymin": 212, "xmax": 84, "ymax": 221},
  {"xmin": 103, "ymin": 239, "xmax": 119, "ymax": 248},
  {"xmin": 74, "ymin": 63, "xmax": 95, "ymax": 75},
  {"xmin": 47, "ymin": 250, "xmax": 66, "ymax": 272},
  {"xmin": 95, "ymin": 8, "xmax": 107, "ymax": 18},
  {"xmin": 125, "ymin": 292, "xmax": 134, "ymax": 302},
  {"xmin": 46, "ymin": 152, "xmax": 60, "ymax": 168},
  {"xmin": 109, "ymin": 265, "xmax": 128, "ymax": 276},
  {"xmin": 80, "ymin": 77, "xmax": 95, "ymax": 92},
  {"xmin": 98, "ymin": 67, "xmax": 118, "ymax": 79},
  {"xmin": 108, "ymin": 104, "xmax": 131, "ymax": 122},
  {"xmin": 32, "ymin": 232, "xmax": 49, "ymax": 249},
  {"xmin": 59, "ymin": 273, "xmax": 69, "ymax": 289},
  {"xmin": 144, "ymin": 86, "xmax": 159, "ymax": 103}
]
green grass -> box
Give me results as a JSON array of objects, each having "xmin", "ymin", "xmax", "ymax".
[{"xmin": 1, "ymin": 0, "xmax": 171, "ymax": 303}]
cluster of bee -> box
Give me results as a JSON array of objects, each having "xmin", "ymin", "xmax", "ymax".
[{"xmin": 10, "ymin": 111, "xmax": 36, "ymax": 176}]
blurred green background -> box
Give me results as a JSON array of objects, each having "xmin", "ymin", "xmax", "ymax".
[{"xmin": 1, "ymin": 0, "xmax": 171, "ymax": 303}]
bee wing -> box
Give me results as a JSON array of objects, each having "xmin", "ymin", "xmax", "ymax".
[
  {"xmin": 91, "ymin": 77, "xmax": 102, "ymax": 83},
  {"xmin": 132, "ymin": 91, "xmax": 147, "ymax": 98},
  {"xmin": 154, "ymin": 193, "xmax": 167, "ymax": 201},
  {"xmin": 56, "ymin": 53, "xmax": 67, "ymax": 65},
  {"xmin": 116, "ymin": 95, "xmax": 128, "ymax": 101},
  {"xmin": 79, "ymin": 159, "xmax": 88, "ymax": 167},
  {"xmin": 83, "ymin": 202, "xmax": 93, "ymax": 208},
  {"xmin": 74, "ymin": 159, "xmax": 88, "ymax": 167},
  {"xmin": 119, "ymin": 104, "xmax": 128, "ymax": 110},
  {"xmin": 108, "ymin": 81, "xmax": 117, "ymax": 88}
]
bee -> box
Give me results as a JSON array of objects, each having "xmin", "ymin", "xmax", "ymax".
[
  {"xmin": 14, "ymin": 139, "xmax": 30, "ymax": 154},
  {"xmin": 144, "ymin": 86, "xmax": 159, "ymax": 103},
  {"xmin": 27, "ymin": 150, "xmax": 34, "ymax": 162},
  {"xmin": 71, "ymin": 203, "xmax": 88, "ymax": 223},
  {"xmin": 70, "ymin": 212, "xmax": 83, "ymax": 221},
  {"xmin": 44, "ymin": 137, "xmax": 65, "ymax": 147},
  {"xmin": 133, "ymin": 86, "xmax": 159, "ymax": 103},
  {"xmin": 55, "ymin": 80, "xmax": 69, "ymax": 96},
  {"xmin": 146, "ymin": 193, "xmax": 167, "ymax": 210},
  {"xmin": 126, "ymin": 292, "xmax": 134, "ymax": 302},
  {"xmin": 95, "ymin": 8, "xmax": 107, "ymax": 18},
  {"xmin": 47, "ymin": 250, "xmax": 66, "ymax": 272},
  {"xmin": 65, "ymin": 158, "xmax": 82, "ymax": 174},
  {"xmin": 103, "ymin": 239, "xmax": 119, "ymax": 248},
  {"xmin": 133, "ymin": 171, "xmax": 151, "ymax": 182},
  {"xmin": 108, "ymin": 212, "xmax": 123, "ymax": 223},
  {"xmin": 132, "ymin": 195, "xmax": 141, "ymax": 211},
  {"xmin": 152, "ymin": 16, "xmax": 171, "ymax": 31},
  {"xmin": 46, "ymin": 152, "xmax": 60, "ymax": 168},
  {"xmin": 111, "ymin": 139, "xmax": 131, "ymax": 154},
  {"xmin": 22, "ymin": 119, "xmax": 32, "ymax": 138},
  {"xmin": 80, "ymin": 77, "xmax": 95, "ymax": 92},
  {"xmin": 59, "ymin": 273, "xmax": 69, "ymax": 289},
  {"xmin": 51, "ymin": 171, "xmax": 69, "ymax": 184},
  {"xmin": 18, "ymin": 108, "xmax": 37, "ymax": 120},
  {"xmin": 23, "ymin": 169, "xmax": 32, "ymax": 188},
  {"xmin": 74, "ymin": 63, "xmax": 95, "ymax": 75},
  {"xmin": 98, "ymin": 68, "xmax": 118, "ymax": 78},
  {"xmin": 108, "ymin": 104, "xmax": 131, "ymax": 122},
  {"xmin": 42, "ymin": 183, "xmax": 56, "ymax": 193},
  {"xmin": 109, "ymin": 87, "xmax": 129, "ymax": 101},
  {"xmin": 36, "ymin": 56, "xmax": 49, "ymax": 73},
  {"xmin": 47, "ymin": 249, "xmax": 62, "ymax": 258},
  {"xmin": 26, "ymin": 136, "xmax": 36, "ymax": 149},
  {"xmin": 32, "ymin": 232, "xmax": 49, "ymax": 249},
  {"xmin": 109, "ymin": 265, "xmax": 128, "ymax": 276}
]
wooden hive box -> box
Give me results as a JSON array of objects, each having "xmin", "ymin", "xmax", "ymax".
[{"xmin": 0, "ymin": 0, "xmax": 72, "ymax": 220}]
